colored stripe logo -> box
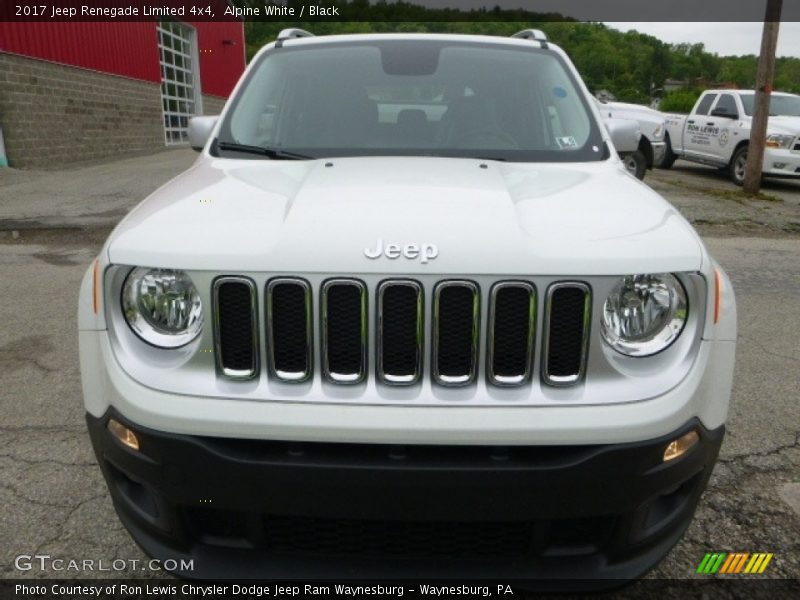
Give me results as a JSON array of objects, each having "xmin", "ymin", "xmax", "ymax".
[{"xmin": 697, "ymin": 552, "xmax": 773, "ymax": 574}]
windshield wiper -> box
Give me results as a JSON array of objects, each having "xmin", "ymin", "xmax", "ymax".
[{"xmin": 216, "ymin": 141, "xmax": 313, "ymax": 160}]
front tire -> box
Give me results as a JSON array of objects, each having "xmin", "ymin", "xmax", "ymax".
[
  {"xmin": 622, "ymin": 150, "xmax": 647, "ymax": 180},
  {"xmin": 730, "ymin": 145, "xmax": 748, "ymax": 186}
]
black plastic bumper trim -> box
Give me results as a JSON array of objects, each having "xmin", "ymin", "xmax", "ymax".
[{"xmin": 86, "ymin": 409, "xmax": 724, "ymax": 583}]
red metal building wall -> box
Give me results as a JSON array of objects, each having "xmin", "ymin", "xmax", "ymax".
[
  {"xmin": 0, "ymin": 21, "xmax": 245, "ymax": 97},
  {"xmin": 0, "ymin": 22, "xmax": 161, "ymax": 83},
  {"xmin": 191, "ymin": 21, "xmax": 245, "ymax": 98}
]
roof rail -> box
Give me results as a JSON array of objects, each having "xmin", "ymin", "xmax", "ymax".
[
  {"xmin": 511, "ymin": 29, "xmax": 549, "ymax": 44},
  {"xmin": 277, "ymin": 28, "xmax": 314, "ymax": 42}
]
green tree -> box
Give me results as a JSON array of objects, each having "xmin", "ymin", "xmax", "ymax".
[{"xmin": 660, "ymin": 89, "xmax": 703, "ymax": 113}]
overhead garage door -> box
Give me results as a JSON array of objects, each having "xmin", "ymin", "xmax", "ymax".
[{"xmin": 157, "ymin": 21, "xmax": 203, "ymax": 145}]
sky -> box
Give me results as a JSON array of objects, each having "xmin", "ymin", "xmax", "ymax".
[
  {"xmin": 603, "ymin": 22, "xmax": 800, "ymax": 58},
  {"xmin": 411, "ymin": 0, "xmax": 800, "ymax": 21},
  {"xmin": 401, "ymin": 1, "xmax": 800, "ymax": 58}
]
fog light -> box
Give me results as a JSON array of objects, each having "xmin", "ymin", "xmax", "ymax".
[
  {"xmin": 108, "ymin": 419, "xmax": 140, "ymax": 451},
  {"xmin": 663, "ymin": 430, "xmax": 699, "ymax": 462}
]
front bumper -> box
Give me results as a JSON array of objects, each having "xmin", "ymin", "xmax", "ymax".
[
  {"xmin": 79, "ymin": 328, "xmax": 734, "ymax": 445},
  {"xmin": 651, "ymin": 140, "xmax": 667, "ymax": 167},
  {"xmin": 87, "ymin": 410, "xmax": 724, "ymax": 582},
  {"xmin": 762, "ymin": 147, "xmax": 800, "ymax": 178}
]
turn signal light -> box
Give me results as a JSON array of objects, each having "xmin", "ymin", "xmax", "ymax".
[
  {"xmin": 663, "ymin": 430, "xmax": 699, "ymax": 462},
  {"xmin": 107, "ymin": 419, "xmax": 140, "ymax": 452}
]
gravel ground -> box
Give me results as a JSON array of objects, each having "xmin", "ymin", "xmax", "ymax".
[{"xmin": 647, "ymin": 160, "xmax": 800, "ymax": 237}]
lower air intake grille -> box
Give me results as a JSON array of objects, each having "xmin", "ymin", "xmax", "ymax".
[
  {"xmin": 489, "ymin": 282, "xmax": 535, "ymax": 385},
  {"xmin": 267, "ymin": 279, "xmax": 312, "ymax": 382},
  {"xmin": 213, "ymin": 278, "xmax": 257, "ymax": 379},
  {"xmin": 544, "ymin": 283, "xmax": 590, "ymax": 385},
  {"xmin": 433, "ymin": 281, "xmax": 479, "ymax": 386},
  {"xmin": 263, "ymin": 515, "xmax": 532, "ymax": 558},
  {"xmin": 378, "ymin": 281, "xmax": 423, "ymax": 384},
  {"xmin": 322, "ymin": 280, "xmax": 367, "ymax": 383}
]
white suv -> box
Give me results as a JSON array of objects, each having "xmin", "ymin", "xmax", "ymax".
[{"xmin": 79, "ymin": 29, "xmax": 737, "ymax": 584}]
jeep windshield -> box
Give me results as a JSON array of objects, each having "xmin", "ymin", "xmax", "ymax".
[{"xmin": 214, "ymin": 38, "xmax": 605, "ymax": 162}]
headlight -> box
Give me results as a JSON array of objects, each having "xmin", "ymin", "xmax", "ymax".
[
  {"xmin": 122, "ymin": 267, "xmax": 203, "ymax": 348},
  {"xmin": 601, "ymin": 273, "xmax": 687, "ymax": 357},
  {"xmin": 765, "ymin": 134, "xmax": 794, "ymax": 149},
  {"xmin": 652, "ymin": 124, "xmax": 664, "ymax": 140}
]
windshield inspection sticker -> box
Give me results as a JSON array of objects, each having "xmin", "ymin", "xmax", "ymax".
[{"xmin": 556, "ymin": 136, "xmax": 578, "ymax": 149}]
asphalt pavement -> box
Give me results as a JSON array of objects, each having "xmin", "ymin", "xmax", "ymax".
[{"xmin": 0, "ymin": 151, "xmax": 798, "ymax": 585}]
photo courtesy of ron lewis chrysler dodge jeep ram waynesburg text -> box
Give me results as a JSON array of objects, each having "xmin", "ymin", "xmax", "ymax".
[{"xmin": 78, "ymin": 29, "xmax": 737, "ymax": 584}]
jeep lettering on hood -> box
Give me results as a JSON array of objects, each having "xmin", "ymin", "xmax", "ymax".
[{"xmin": 364, "ymin": 239, "xmax": 439, "ymax": 263}]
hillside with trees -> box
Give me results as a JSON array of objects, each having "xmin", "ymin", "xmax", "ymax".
[{"xmin": 240, "ymin": 4, "xmax": 800, "ymax": 107}]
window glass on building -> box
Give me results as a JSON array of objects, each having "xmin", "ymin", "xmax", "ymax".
[{"xmin": 157, "ymin": 21, "xmax": 202, "ymax": 145}]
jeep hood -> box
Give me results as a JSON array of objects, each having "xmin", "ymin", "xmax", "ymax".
[{"xmin": 107, "ymin": 156, "xmax": 704, "ymax": 275}]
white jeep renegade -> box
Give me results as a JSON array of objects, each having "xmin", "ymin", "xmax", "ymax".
[{"xmin": 78, "ymin": 29, "xmax": 737, "ymax": 583}]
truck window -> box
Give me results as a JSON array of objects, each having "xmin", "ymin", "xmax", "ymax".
[
  {"xmin": 713, "ymin": 94, "xmax": 738, "ymax": 117},
  {"xmin": 740, "ymin": 93, "xmax": 800, "ymax": 117},
  {"xmin": 694, "ymin": 94, "xmax": 717, "ymax": 116}
]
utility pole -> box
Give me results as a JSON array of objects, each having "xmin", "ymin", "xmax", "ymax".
[{"xmin": 743, "ymin": 0, "xmax": 783, "ymax": 194}]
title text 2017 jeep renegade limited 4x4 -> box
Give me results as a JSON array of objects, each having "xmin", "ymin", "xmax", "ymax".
[{"xmin": 79, "ymin": 30, "xmax": 736, "ymax": 583}]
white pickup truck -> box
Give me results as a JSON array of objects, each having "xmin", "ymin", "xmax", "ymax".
[
  {"xmin": 597, "ymin": 100, "xmax": 667, "ymax": 179},
  {"xmin": 662, "ymin": 89, "xmax": 800, "ymax": 185}
]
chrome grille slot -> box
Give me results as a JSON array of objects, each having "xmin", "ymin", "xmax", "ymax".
[
  {"xmin": 212, "ymin": 277, "xmax": 258, "ymax": 380},
  {"xmin": 266, "ymin": 278, "xmax": 312, "ymax": 382},
  {"xmin": 433, "ymin": 281, "xmax": 480, "ymax": 386},
  {"xmin": 321, "ymin": 279, "xmax": 367, "ymax": 384},
  {"xmin": 488, "ymin": 282, "xmax": 536, "ymax": 386},
  {"xmin": 377, "ymin": 280, "xmax": 423, "ymax": 385},
  {"xmin": 543, "ymin": 283, "xmax": 591, "ymax": 386}
]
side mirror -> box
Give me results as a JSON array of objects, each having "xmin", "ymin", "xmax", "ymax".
[
  {"xmin": 188, "ymin": 116, "xmax": 219, "ymax": 152},
  {"xmin": 604, "ymin": 117, "xmax": 641, "ymax": 154},
  {"xmin": 711, "ymin": 108, "xmax": 738, "ymax": 120}
]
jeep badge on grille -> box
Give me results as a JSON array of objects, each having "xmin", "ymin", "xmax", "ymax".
[{"xmin": 364, "ymin": 239, "xmax": 439, "ymax": 263}]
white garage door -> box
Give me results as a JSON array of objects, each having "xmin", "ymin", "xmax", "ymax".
[{"xmin": 157, "ymin": 21, "xmax": 203, "ymax": 145}]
